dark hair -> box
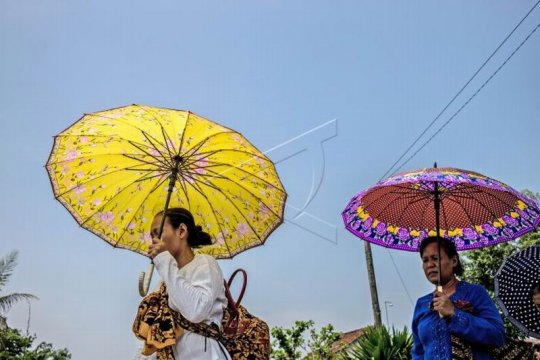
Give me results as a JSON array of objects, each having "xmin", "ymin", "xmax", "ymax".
[
  {"xmin": 158, "ymin": 207, "xmax": 213, "ymax": 248},
  {"xmin": 532, "ymin": 282, "xmax": 540, "ymax": 295},
  {"xmin": 419, "ymin": 236, "xmax": 464, "ymax": 277}
]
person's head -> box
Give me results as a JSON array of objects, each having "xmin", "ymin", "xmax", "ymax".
[
  {"xmin": 150, "ymin": 208, "xmax": 212, "ymax": 258},
  {"xmin": 532, "ymin": 283, "xmax": 540, "ymax": 311},
  {"xmin": 419, "ymin": 236, "xmax": 463, "ymax": 285}
]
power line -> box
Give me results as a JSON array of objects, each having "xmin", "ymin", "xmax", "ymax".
[
  {"xmin": 380, "ymin": 3, "xmax": 540, "ymax": 306},
  {"xmin": 393, "ymin": 21, "xmax": 540, "ymax": 175},
  {"xmin": 379, "ymin": 0, "xmax": 540, "ymax": 181}
]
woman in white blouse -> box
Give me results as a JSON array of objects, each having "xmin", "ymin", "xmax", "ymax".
[{"xmin": 134, "ymin": 207, "xmax": 231, "ymax": 360}]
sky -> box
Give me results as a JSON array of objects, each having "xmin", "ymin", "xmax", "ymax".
[{"xmin": 1, "ymin": 1, "xmax": 539, "ymax": 359}]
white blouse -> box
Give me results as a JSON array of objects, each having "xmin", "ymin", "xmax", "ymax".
[{"xmin": 134, "ymin": 252, "xmax": 231, "ymax": 360}]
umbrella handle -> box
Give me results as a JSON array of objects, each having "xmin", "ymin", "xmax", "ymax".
[
  {"xmin": 436, "ymin": 285, "xmax": 444, "ymax": 318},
  {"xmin": 138, "ymin": 263, "xmax": 155, "ymax": 297}
]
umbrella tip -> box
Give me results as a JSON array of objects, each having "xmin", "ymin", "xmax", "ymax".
[{"xmin": 434, "ymin": 162, "xmax": 438, "ymax": 168}]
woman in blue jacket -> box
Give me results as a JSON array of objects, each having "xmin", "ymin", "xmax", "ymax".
[{"xmin": 412, "ymin": 236, "xmax": 505, "ymax": 359}]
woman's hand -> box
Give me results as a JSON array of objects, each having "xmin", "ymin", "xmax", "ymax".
[
  {"xmin": 432, "ymin": 291, "xmax": 455, "ymax": 318},
  {"xmin": 148, "ymin": 237, "xmax": 166, "ymax": 259}
]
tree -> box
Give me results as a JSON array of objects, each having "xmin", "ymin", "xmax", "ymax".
[
  {"xmin": 461, "ymin": 189, "xmax": 540, "ymax": 337},
  {"xmin": 270, "ymin": 320, "xmax": 341, "ymax": 360},
  {"xmin": 341, "ymin": 326, "xmax": 412, "ymax": 360},
  {"xmin": 0, "ymin": 251, "xmax": 38, "ymax": 329},
  {"xmin": 0, "ymin": 327, "xmax": 71, "ymax": 359},
  {"xmin": 306, "ymin": 324, "xmax": 341, "ymax": 360}
]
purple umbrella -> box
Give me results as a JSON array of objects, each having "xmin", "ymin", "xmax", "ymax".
[{"xmin": 343, "ymin": 165, "xmax": 540, "ymax": 286}]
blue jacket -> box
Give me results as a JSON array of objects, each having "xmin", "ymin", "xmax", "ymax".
[{"xmin": 412, "ymin": 281, "xmax": 505, "ymax": 359}]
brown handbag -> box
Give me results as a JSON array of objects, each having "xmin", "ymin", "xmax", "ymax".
[
  {"xmin": 173, "ymin": 269, "xmax": 271, "ymax": 360},
  {"xmin": 450, "ymin": 300, "xmax": 535, "ymax": 360}
]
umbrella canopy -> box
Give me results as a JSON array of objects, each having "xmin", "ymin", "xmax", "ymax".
[
  {"xmin": 342, "ymin": 167, "xmax": 540, "ymax": 252},
  {"xmin": 46, "ymin": 104, "xmax": 287, "ymax": 259},
  {"xmin": 495, "ymin": 245, "xmax": 540, "ymax": 339}
]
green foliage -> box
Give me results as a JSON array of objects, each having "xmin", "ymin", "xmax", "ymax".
[
  {"xmin": 271, "ymin": 320, "xmax": 313, "ymax": 359},
  {"xmin": 461, "ymin": 189, "xmax": 539, "ymax": 338},
  {"xmin": 0, "ymin": 327, "xmax": 71, "ymax": 359},
  {"xmin": 0, "ymin": 252, "xmax": 38, "ymax": 314},
  {"xmin": 306, "ymin": 324, "xmax": 341, "ymax": 360},
  {"xmin": 0, "ymin": 252, "xmax": 67, "ymax": 358},
  {"xmin": 270, "ymin": 320, "xmax": 341, "ymax": 360},
  {"xmin": 341, "ymin": 326, "xmax": 412, "ymax": 360}
]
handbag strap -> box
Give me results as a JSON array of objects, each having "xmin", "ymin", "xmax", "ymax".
[{"xmin": 223, "ymin": 269, "xmax": 247, "ymax": 315}]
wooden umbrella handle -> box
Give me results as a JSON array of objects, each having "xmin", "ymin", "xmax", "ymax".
[
  {"xmin": 138, "ymin": 263, "xmax": 155, "ymax": 297},
  {"xmin": 436, "ymin": 285, "xmax": 443, "ymax": 318}
]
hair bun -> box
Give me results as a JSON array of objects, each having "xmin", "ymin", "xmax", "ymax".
[{"xmin": 195, "ymin": 225, "xmax": 203, "ymax": 232}]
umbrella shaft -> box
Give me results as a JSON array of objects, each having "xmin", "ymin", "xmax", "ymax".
[
  {"xmin": 434, "ymin": 181, "xmax": 442, "ymax": 287},
  {"xmin": 157, "ymin": 157, "xmax": 181, "ymax": 239}
]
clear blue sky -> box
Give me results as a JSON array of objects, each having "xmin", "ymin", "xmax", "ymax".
[{"xmin": 1, "ymin": 1, "xmax": 539, "ymax": 358}]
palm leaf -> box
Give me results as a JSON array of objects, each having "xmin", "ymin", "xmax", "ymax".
[
  {"xmin": 0, "ymin": 293, "xmax": 38, "ymax": 313},
  {"xmin": 342, "ymin": 326, "xmax": 412, "ymax": 360},
  {"xmin": 0, "ymin": 251, "xmax": 18, "ymax": 289}
]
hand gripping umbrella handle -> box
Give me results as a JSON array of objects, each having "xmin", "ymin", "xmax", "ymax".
[
  {"xmin": 138, "ymin": 263, "xmax": 155, "ymax": 297},
  {"xmin": 138, "ymin": 156, "xmax": 179, "ymax": 297},
  {"xmin": 437, "ymin": 285, "xmax": 444, "ymax": 318}
]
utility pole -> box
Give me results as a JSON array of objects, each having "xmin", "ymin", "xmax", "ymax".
[{"xmin": 364, "ymin": 241, "xmax": 382, "ymax": 326}]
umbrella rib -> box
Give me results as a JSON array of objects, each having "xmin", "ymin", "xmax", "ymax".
[
  {"xmin": 440, "ymin": 197, "xmax": 450, "ymax": 232},
  {"xmin": 181, "ymin": 130, "xmax": 237, "ymax": 158},
  {"xmin": 362, "ymin": 191, "xmax": 399, "ymax": 212},
  {"xmin": 83, "ymin": 109, "xmax": 182, "ymax": 156},
  {"xmin": 176, "ymin": 174, "xmax": 192, "ymax": 211},
  {"xmin": 83, "ymin": 110, "xmax": 161, "ymax": 136},
  {"xmin": 124, "ymin": 166, "xmax": 170, "ymax": 174},
  {"xmin": 419, "ymin": 200, "xmax": 431, "ymax": 231},
  {"xmin": 133, "ymin": 171, "xmax": 170, "ymax": 184},
  {"xmin": 187, "ymin": 158, "xmax": 285, "ymax": 194},
  {"xmin": 455, "ymin": 188, "xmax": 515, "ymax": 214},
  {"xmin": 52, "ymin": 133, "xmax": 161, "ymax": 152},
  {"xmin": 126, "ymin": 139, "xmax": 172, "ymax": 168},
  {"xmin": 187, "ymin": 171, "xmax": 264, "ymax": 248},
  {"xmin": 444, "ymin": 197, "xmax": 477, "ymax": 227},
  {"xmin": 181, "ymin": 149, "xmax": 221, "ymax": 169},
  {"xmin": 181, "ymin": 169, "xmax": 223, "ymax": 193},
  {"xmin": 54, "ymin": 167, "xmax": 129, "ymax": 198},
  {"xmin": 362, "ymin": 188, "xmax": 425, "ymax": 217},
  {"xmin": 123, "ymin": 152, "xmax": 170, "ymax": 169},
  {"xmin": 48, "ymin": 150, "xmax": 160, "ymax": 167},
  {"xmin": 190, "ymin": 148, "xmax": 290, "ymax": 184},
  {"xmin": 373, "ymin": 190, "xmax": 429, "ymax": 224},
  {"xmin": 79, "ymin": 170, "xmax": 168, "ymax": 228},
  {"xmin": 394, "ymin": 196, "xmax": 427, "ymax": 225},
  {"xmin": 450, "ymin": 192, "xmax": 502, "ymax": 222},
  {"xmin": 160, "ymin": 124, "xmax": 177, "ymax": 161},
  {"xmin": 191, "ymin": 174, "xmax": 278, "ymax": 246},
  {"xmin": 201, "ymin": 167, "xmax": 282, "ymax": 219},
  {"xmin": 392, "ymin": 183, "xmax": 434, "ymax": 196},
  {"xmin": 181, "ymin": 135, "xmax": 214, "ymax": 161},
  {"xmin": 115, "ymin": 176, "xmax": 169, "ymax": 245},
  {"xmin": 387, "ymin": 190, "xmax": 431, "ymax": 201},
  {"xmin": 178, "ymin": 173, "xmax": 234, "ymax": 256},
  {"xmin": 175, "ymin": 179, "xmax": 233, "ymax": 255},
  {"xmin": 133, "ymin": 104, "xmax": 168, "ymax": 133},
  {"xmin": 177, "ymin": 111, "xmax": 190, "ymax": 157},
  {"xmin": 195, "ymin": 148, "xmax": 272, "ymax": 162},
  {"xmin": 139, "ymin": 131, "xmax": 174, "ymax": 169},
  {"xmin": 55, "ymin": 160, "xmax": 168, "ymax": 198}
]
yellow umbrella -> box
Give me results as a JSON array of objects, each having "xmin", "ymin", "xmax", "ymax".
[{"xmin": 46, "ymin": 104, "xmax": 286, "ymax": 295}]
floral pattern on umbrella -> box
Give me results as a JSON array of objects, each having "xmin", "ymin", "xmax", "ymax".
[
  {"xmin": 342, "ymin": 167, "xmax": 540, "ymax": 251},
  {"xmin": 46, "ymin": 105, "xmax": 287, "ymax": 259}
]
